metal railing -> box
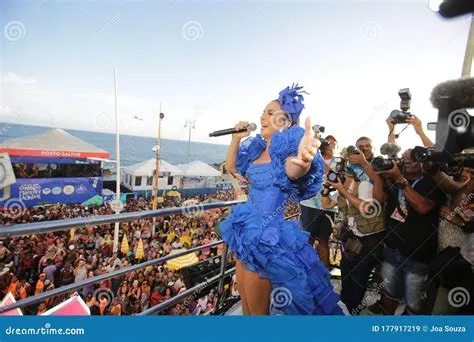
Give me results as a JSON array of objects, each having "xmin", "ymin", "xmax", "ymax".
[
  {"xmin": 0, "ymin": 240, "xmax": 228, "ymax": 314},
  {"xmin": 0, "ymin": 200, "xmax": 301, "ymax": 315},
  {"xmin": 0, "ymin": 200, "xmax": 245, "ymax": 238}
]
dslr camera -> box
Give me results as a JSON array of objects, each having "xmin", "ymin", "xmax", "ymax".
[
  {"xmin": 389, "ymin": 88, "xmax": 412, "ymax": 124},
  {"xmin": 345, "ymin": 145, "xmax": 360, "ymax": 156},
  {"xmin": 371, "ymin": 156, "xmax": 404, "ymax": 172},
  {"xmin": 312, "ymin": 125, "xmax": 328, "ymax": 145},
  {"xmin": 312, "ymin": 125, "xmax": 325, "ymax": 134},
  {"xmin": 323, "ymin": 157, "xmax": 346, "ymax": 193},
  {"xmin": 326, "ymin": 158, "xmax": 346, "ymax": 183},
  {"xmin": 313, "ymin": 125, "xmax": 334, "ymax": 147},
  {"xmin": 324, "ymin": 171, "xmax": 345, "ymax": 193}
]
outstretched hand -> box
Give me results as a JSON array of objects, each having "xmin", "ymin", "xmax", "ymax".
[
  {"xmin": 290, "ymin": 117, "xmax": 321, "ymax": 168},
  {"xmin": 405, "ymin": 115, "xmax": 423, "ymax": 134}
]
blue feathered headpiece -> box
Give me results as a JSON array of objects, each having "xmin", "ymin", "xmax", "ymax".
[{"xmin": 277, "ymin": 83, "xmax": 308, "ymax": 123}]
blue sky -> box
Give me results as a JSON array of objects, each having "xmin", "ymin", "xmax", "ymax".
[{"xmin": 0, "ymin": 0, "xmax": 472, "ymax": 152}]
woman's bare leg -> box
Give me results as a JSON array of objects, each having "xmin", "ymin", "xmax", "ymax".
[
  {"xmin": 235, "ymin": 260, "xmax": 250, "ymax": 315},
  {"xmin": 243, "ymin": 268, "xmax": 271, "ymax": 315}
]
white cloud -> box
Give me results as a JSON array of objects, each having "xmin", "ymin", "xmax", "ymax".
[
  {"xmin": 0, "ymin": 105, "xmax": 12, "ymax": 114},
  {"xmin": 2, "ymin": 72, "xmax": 38, "ymax": 85},
  {"xmin": 0, "ymin": 70, "xmax": 452, "ymax": 153},
  {"xmin": 0, "ymin": 72, "xmax": 204, "ymax": 142}
]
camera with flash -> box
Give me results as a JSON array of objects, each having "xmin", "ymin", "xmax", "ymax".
[{"xmin": 390, "ymin": 88, "xmax": 412, "ymax": 124}]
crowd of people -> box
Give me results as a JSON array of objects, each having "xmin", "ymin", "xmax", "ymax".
[
  {"xmin": 300, "ymin": 114, "xmax": 473, "ymax": 315},
  {"xmin": 1, "ymin": 114, "xmax": 471, "ymax": 316},
  {"xmin": 0, "ymin": 189, "xmax": 300, "ymax": 316}
]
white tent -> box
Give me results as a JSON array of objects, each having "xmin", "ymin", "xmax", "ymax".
[
  {"xmin": 0, "ymin": 128, "xmax": 109, "ymax": 159},
  {"xmin": 176, "ymin": 160, "xmax": 220, "ymax": 177},
  {"xmin": 123, "ymin": 158, "xmax": 184, "ymax": 177},
  {"xmin": 176, "ymin": 160, "xmax": 221, "ymax": 189},
  {"xmin": 121, "ymin": 158, "xmax": 183, "ymax": 192}
]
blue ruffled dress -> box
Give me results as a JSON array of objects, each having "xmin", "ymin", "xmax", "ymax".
[{"xmin": 220, "ymin": 126, "xmax": 343, "ymax": 315}]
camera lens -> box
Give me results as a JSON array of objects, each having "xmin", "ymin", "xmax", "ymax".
[
  {"xmin": 390, "ymin": 110, "xmax": 401, "ymax": 118},
  {"xmin": 327, "ymin": 171, "xmax": 338, "ymax": 182},
  {"xmin": 372, "ymin": 157, "xmax": 394, "ymax": 172},
  {"xmin": 346, "ymin": 145, "xmax": 359, "ymax": 155}
]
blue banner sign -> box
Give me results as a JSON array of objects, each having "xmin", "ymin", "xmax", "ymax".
[{"xmin": 0, "ymin": 177, "xmax": 103, "ymax": 208}]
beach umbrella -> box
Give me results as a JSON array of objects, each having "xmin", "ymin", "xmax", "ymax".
[
  {"xmin": 166, "ymin": 249, "xmax": 199, "ymax": 270},
  {"xmin": 121, "ymin": 234, "xmax": 129, "ymax": 255},
  {"xmin": 135, "ymin": 239, "xmax": 144, "ymax": 259}
]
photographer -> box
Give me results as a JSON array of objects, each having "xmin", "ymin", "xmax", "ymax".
[
  {"xmin": 355, "ymin": 137, "xmax": 375, "ymax": 164},
  {"xmin": 322, "ymin": 151, "xmax": 385, "ymax": 314},
  {"xmin": 424, "ymin": 163, "xmax": 473, "ymax": 314},
  {"xmin": 368, "ymin": 149, "xmax": 446, "ymax": 315},
  {"xmin": 300, "ymin": 135, "xmax": 339, "ymax": 268},
  {"xmin": 345, "ymin": 137, "xmax": 375, "ymax": 183}
]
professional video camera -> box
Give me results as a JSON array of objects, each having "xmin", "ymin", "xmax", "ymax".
[
  {"xmin": 437, "ymin": 0, "xmax": 474, "ymax": 18},
  {"xmin": 424, "ymin": 1, "xmax": 474, "ymax": 166},
  {"xmin": 425, "ymin": 80, "xmax": 474, "ymax": 166},
  {"xmin": 389, "ymin": 88, "xmax": 412, "ymax": 124},
  {"xmin": 411, "ymin": 146, "xmax": 469, "ymax": 176}
]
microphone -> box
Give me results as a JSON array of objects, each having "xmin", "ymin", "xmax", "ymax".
[
  {"xmin": 430, "ymin": 77, "xmax": 474, "ymax": 157},
  {"xmin": 439, "ymin": 0, "xmax": 474, "ymax": 18},
  {"xmin": 430, "ymin": 77, "xmax": 474, "ymax": 109},
  {"xmin": 209, "ymin": 123, "xmax": 257, "ymax": 137},
  {"xmin": 380, "ymin": 143, "xmax": 401, "ymax": 158}
]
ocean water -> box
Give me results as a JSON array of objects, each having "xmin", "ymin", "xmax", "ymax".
[{"xmin": 0, "ymin": 123, "xmax": 228, "ymax": 167}]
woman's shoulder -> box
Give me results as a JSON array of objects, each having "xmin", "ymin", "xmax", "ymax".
[
  {"xmin": 268, "ymin": 126, "xmax": 305, "ymax": 161},
  {"xmin": 241, "ymin": 134, "xmax": 266, "ymax": 147},
  {"xmin": 238, "ymin": 135, "xmax": 266, "ymax": 159}
]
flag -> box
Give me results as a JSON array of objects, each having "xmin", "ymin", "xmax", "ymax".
[
  {"xmin": 0, "ymin": 292, "xmax": 23, "ymax": 316},
  {"xmin": 121, "ymin": 234, "xmax": 129, "ymax": 255},
  {"xmin": 41, "ymin": 294, "xmax": 90, "ymax": 316},
  {"xmin": 135, "ymin": 238, "xmax": 144, "ymax": 259}
]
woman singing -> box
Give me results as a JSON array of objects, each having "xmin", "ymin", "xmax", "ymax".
[{"xmin": 220, "ymin": 84, "xmax": 343, "ymax": 315}]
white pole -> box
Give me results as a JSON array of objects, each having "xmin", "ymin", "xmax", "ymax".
[
  {"xmin": 113, "ymin": 67, "xmax": 121, "ymax": 253},
  {"xmin": 151, "ymin": 102, "xmax": 163, "ymax": 236},
  {"xmin": 462, "ymin": 14, "xmax": 474, "ymax": 77},
  {"xmin": 185, "ymin": 120, "xmax": 195, "ymax": 163}
]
